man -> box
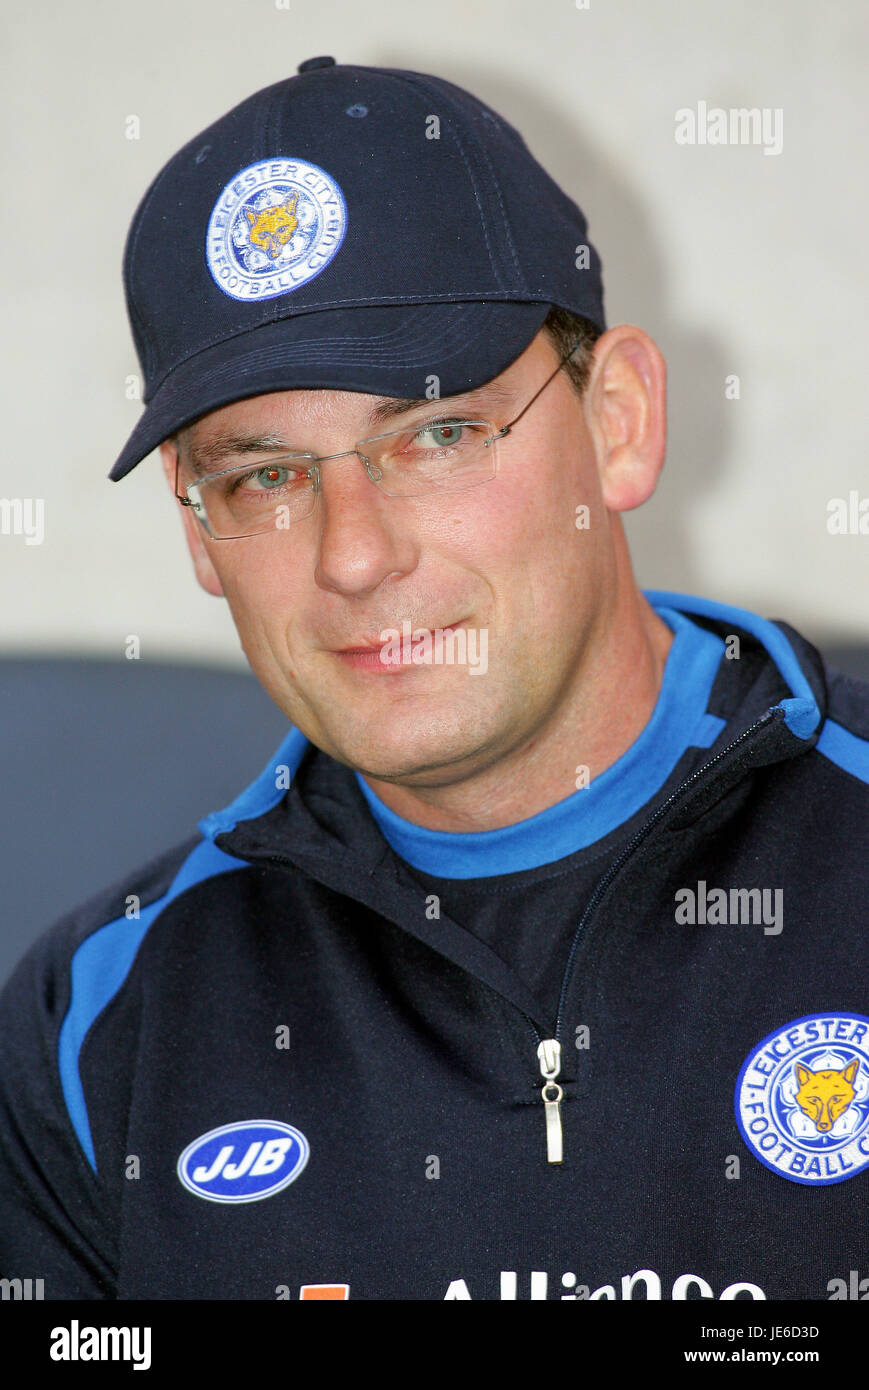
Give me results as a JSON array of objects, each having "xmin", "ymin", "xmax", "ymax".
[{"xmin": 1, "ymin": 57, "xmax": 867, "ymax": 1302}]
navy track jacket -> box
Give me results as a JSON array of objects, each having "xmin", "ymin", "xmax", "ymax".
[{"xmin": 1, "ymin": 591, "xmax": 868, "ymax": 1302}]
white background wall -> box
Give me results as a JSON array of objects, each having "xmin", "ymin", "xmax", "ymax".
[{"xmin": 1, "ymin": 0, "xmax": 866, "ymax": 665}]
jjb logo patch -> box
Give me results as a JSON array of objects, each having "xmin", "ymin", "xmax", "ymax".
[
  {"xmin": 735, "ymin": 1013, "xmax": 869, "ymax": 1185},
  {"xmin": 205, "ymin": 157, "xmax": 347, "ymax": 301},
  {"xmin": 177, "ymin": 1120, "xmax": 309, "ymax": 1203}
]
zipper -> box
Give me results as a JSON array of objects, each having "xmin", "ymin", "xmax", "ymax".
[
  {"xmin": 527, "ymin": 709, "xmax": 777, "ymax": 1164},
  {"xmin": 537, "ymin": 1038, "xmax": 563, "ymax": 1162}
]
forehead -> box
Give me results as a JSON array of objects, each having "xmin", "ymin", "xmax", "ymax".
[{"xmin": 177, "ymin": 326, "xmax": 556, "ymax": 464}]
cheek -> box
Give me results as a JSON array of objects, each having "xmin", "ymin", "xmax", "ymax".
[
  {"xmin": 487, "ymin": 445, "xmax": 607, "ymax": 623},
  {"xmin": 478, "ymin": 437, "xmax": 601, "ymax": 558},
  {"xmin": 213, "ymin": 556, "xmax": 301, "ymax": 664}
]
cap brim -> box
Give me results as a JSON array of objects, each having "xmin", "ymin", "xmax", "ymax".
[{"xmin": 109, "ymin": 299, "xmax": 552, "ymax": 480}]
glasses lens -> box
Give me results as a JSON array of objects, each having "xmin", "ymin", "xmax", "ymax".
[
  {"xmin": 362, "ymin": 420, "xmax": 497, "ymax": 497},
  {"xmin": 188, "ymin": 457, "xmax": 317, "ymax": 538}
]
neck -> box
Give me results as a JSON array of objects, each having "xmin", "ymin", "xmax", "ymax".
[{"xmin": 358, "ymin": 543, "xmax": 674, "ymax": 834}]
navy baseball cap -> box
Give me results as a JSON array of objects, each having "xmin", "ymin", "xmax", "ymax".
[{"xmin": 110, "ymin": 56, "xmax": 606, "ymax": 481}]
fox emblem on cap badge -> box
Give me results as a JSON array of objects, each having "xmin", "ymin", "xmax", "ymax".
[{"xmin": 205, "ymin": 157, "xmax": 348, "ymax": 301}]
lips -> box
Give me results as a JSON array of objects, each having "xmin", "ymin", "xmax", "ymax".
[
  {"xmin": 330, "ymin": 621, "xmax": 467, "ymax": 672},
  {"xmin": 334, "ymin": 622, "xmax": 463, "ymax": 654},
  {"xmin": 336, "ymin": 638, "xmax": 392, "ymax": 655}
]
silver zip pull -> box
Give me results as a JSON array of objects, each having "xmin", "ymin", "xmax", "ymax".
[{"xmin": 537, "ymin": 1038, "xmax": 563, "ymax": 1164}]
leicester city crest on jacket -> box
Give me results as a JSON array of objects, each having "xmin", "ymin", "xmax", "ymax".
[
  {"xmin": 205, "ymin": 158, "xmax": 347, "ymax": 301},
  {"xmin": 735, "ymin": 1013, "xmax": 869, "ymax": 1185}
]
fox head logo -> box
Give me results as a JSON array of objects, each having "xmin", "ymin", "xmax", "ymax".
[
  {"xmin": 207, "ymin": 159, "xmax": 345, "ymax": 302},
  {"xmin": 244, "ymin": 194, "xmax": 299, "ymax": 260},
  {"xmin": 794, "ymin": 1057, "xmax": 859, "ymax": 1133}
]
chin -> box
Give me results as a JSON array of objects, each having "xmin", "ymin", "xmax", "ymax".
[{"xmin": 327, "ymin": 712, "xmax": 495, "ymax": 785}]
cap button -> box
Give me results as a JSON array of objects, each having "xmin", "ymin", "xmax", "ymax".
[{"xmin": 297, "ymin": 56, "xmax": 336, "ymax": 73}]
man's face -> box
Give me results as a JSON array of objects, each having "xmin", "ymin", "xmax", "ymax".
[{"xmin": 164, "ymin": 328, "xmax": 623, "ymax": 788}]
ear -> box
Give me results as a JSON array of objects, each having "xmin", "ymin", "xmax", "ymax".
[
  {"xmin": 582, "ymin": 325, "xmax": 667, "ymax": 513},
  {"xmin": 159, "ymin": 439, "xmax": 225, "ymax": 598}
]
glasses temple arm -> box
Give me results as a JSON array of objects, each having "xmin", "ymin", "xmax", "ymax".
[{"xmin": 491, "ymin": 336, "xmax": 585, "ymax": 441}]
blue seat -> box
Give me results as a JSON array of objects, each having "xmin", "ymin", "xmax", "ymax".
[{"xmin": 0, "ymin": 661, "xmax": 289, "ymax": 988}]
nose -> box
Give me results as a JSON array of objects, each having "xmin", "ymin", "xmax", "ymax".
[{"xmin": 311, "ymin": 449, "xmax": 417, "ymax": 598}]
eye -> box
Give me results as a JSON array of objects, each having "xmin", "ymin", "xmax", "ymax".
[
  {"xmin": 415, "ymin": 422, "xmax": 466, "ymax": 449},
  {"xmin": 258, "ymin": 466, "xmax": 290, "ymax": 488},
  {"xmin": 239, "ymin": 464, "xmax": 307, "ymax": 492}
]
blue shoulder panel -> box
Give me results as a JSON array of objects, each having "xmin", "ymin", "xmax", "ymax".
[
  {"xmin": 198, "ymin": 724, "xmax": 309, "ymax": 839},
  {"xmin": 816, "ymin": 719, "xmax": 869, "ymax": 785},
  {"xmin": 58, "ymin": 838, "xmax": 248, "ymax": 1173},
  {"xmin": 644, "ymin": 590, "xmax": 821, "ymax": 738}
]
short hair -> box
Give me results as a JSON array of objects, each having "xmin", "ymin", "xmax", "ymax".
[
  {"xmin": 169, "ymin": 304, "xmax": 602, "ymax": 453},
  {"xmin": 541, "ymin": 304, "xmax": 603, "ymax": 398}
]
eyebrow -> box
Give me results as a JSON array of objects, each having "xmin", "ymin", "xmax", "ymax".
[
  {"xmin": 366, "ymin": 381, "xmax": 514, "ymax": 426},
  {"xmin": 181, "ymin": 382, "xmax": 517, "ymax": 477}
]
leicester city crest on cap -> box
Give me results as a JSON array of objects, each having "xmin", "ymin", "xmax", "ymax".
[
  {"xmin": 205, "ymin": 157, "xmax": 347, "ymax": 302},
  {"xmin": 735, "ymin": 1013, "xmax": 869, "ymax": 1186}
]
